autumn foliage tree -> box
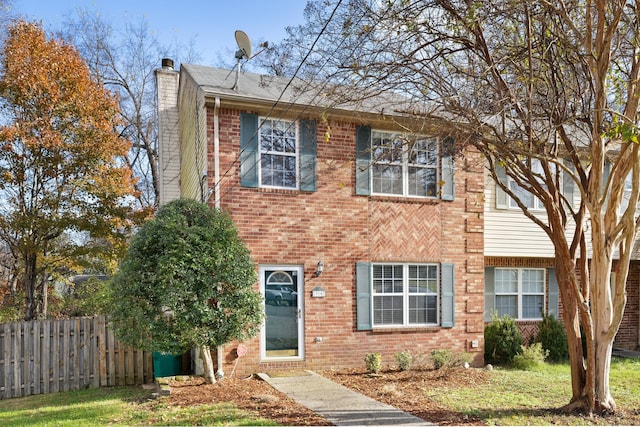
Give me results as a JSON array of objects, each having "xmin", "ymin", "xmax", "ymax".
[{"xmin": 0, "ymin": 20, "xmax": 138, "ymax": 320}]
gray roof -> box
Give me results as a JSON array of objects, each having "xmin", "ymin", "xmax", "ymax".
[{"xmin": 180, "ymin": 64, "xmax": 428, "ymax": 118}]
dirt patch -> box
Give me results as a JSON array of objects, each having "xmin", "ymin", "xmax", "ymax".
[
  {"xmin": 167, "ymin": 375, "xmax": 332, "ymax": 426},
  {"xmin": 322, "ymin": 367, "xmax": 489, "ymax": 425},
  {"xmin": 164, "ymin": 367, "xmax": 488, "ymax": 426}
]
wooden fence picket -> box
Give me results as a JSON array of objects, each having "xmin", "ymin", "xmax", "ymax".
[{"xmin": 0, "ymin": 317, "xmax": 153, "ymax": 399}]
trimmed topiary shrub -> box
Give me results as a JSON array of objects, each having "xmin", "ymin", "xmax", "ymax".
[
  {"xmin": 484, "ymin": 312, "xmax": 523, "ymax": 365},
  {"xmin": 533, "ymin": 313, "xmax": 569, "ymax": 362}
]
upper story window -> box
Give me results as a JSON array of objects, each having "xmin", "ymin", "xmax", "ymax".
[
  {"xmin": 356, "ymin": 126, "xmax": 455, "ymax": 200},
  {"xmin": 259, "ymin": 118, "xmax": 298, "ymax": 189},
  {"xmin": 507, "ymin": 160, "xmax": 549, "ymax": 211},
  {"xmin": 371, "ymin": 131, "xmax": 439, "ymax": 197},
  {"xmin": 239, "ymin": 113, "xmax": 317, "ymax": 192},
  {"xmin": 508, "ymin": 177, "xmax": 544, "ymax": 210},
  {"xmin": 496, "ymin": 160, "xmax": 569, "ymax": 212},
  {"xmin": 494, "ymin": 268, "xmax": 545, "ymax": 320}
]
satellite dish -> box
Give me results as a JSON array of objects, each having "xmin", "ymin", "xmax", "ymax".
[{"xmin": 235, "ymin": 30, "xmax": 252, "ymax": 59}]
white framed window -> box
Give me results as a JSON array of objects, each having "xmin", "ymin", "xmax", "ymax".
[
  {"xmin": 507, "ymin": 160, "xmax": 551, "ymax": 211},
  {"xmin": 372, "ymin": 263, "xmax": 439, "ymax": 327},
  {"xmin": 259, "ymin": 118, "xmax": 298, "ymax": 189},
  {"xmin": 508, "ymin": 177, "xmax": 544, "ymax": 210},
  {"xmin": 371, "ymin": 131, "xmax": 439, "ymax": 197},
  {"xmin": 494, "ymin": 268, "xmax": 545, "ymax": 320}
]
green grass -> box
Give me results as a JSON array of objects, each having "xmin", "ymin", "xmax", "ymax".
[
  {"xmin": 0, "ymin": 386, "xmax": 277, "ymax": 426},
  {"xmin": 3, "ymin": 359, "xmax": 640, "ymax": 426},
  {"xmin": 425, "ymin": 358, "xmax": 640, "ymax": 425}
]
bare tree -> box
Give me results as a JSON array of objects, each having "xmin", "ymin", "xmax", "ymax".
[
  {"xmin": 60, "ymin": 7, "xmax": 201, "ymax": 209},
  {"xmin": 265, "ymin": 0, "xmax": 640, "ymax": 415}
]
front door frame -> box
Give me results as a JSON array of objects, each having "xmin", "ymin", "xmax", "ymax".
[{"xmin": 259, "ymin": 265, "xmax": 305, "ymax": 361}]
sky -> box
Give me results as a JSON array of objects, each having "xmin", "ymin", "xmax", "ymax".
[{"xmin": 16, "ymin": 0, "xmax": 307, "ymax": 66}]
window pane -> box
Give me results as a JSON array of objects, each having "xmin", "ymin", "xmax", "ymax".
[
  {"xmin": 509, "ymin": 180, "xmax": 535, "ymax": 209},
  {"xmin": 373, "ymin": 265, "xmax": 403, "ymax": 293},
  {"xmin": 261, "ymin": 154, "xmax": 296, "ymax": 188},
  {"xmin": 260, "ymin": 155, "xmax": 273, "ymax": 186},
  {"xmin": 496, "ymin": 295, "xmax": 517, "ymax": 318},
  {"xmin": 409, "ymin": 295, "xmax": 437, "ymax": 324},
  {"xmin": 409, "ymin": 138, "xmax": 438, "ymax": 166},
  {"xmin": 259, "ymin": 119, "xmax": 298, "ymax": 189},
  {"xmin": 372, "ymin": 164, "xmax": 403, "ymax": 194},
  {"xmin": 372, "ymin": 131, "xmax": 404, "ymax": 195},
  {"xmin": 522, "ymin": 269, "xmax": 544, "ymax": 293},
  {"xmin": 523, "ymin": 295, "xmax": 544, "ymax": 319},
  {"xmin": 284, "ymin": 157, "xmax": 297, "ymax": 187},
  {"xmin": 260, "ymin": 121, "xmax": 273, "ymax": 151},
  {"xmin": 495, "ymin": 269, "xmax": 518, "ymax": 293},
  {"xmin": 408, "ymin": 167, "xmax": 437, "ymax": 197},
  {"xmin": 408, "ymin": 265, "xmax": 437, "ymax": 293},
  {"xmin": 374, "ymin": 296, "xmax": 403, "ymax": 325},
  {"xmin": 372, "ymin": 132, "xmax": 403, "ymax": 163}
]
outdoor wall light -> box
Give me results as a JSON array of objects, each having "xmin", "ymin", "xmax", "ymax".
[{"xmin": 316, "ymin": 260, "xmax": 324, "ymax": 277}]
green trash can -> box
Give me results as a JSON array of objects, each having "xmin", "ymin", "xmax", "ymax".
[{"xmin": 152, "ymin": 352, "xmax": 182, "ymax": 378}]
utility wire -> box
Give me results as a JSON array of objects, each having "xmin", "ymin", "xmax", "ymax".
[{"xmin": 212, "ymin": 0, "xmax": 394, "ymax": 203}]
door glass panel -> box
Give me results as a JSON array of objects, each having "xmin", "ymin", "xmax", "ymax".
[{"xmin": 264, "ymin": 270, "xmax": 299, "ymax": 357}]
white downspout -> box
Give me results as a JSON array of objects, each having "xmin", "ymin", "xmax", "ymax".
[
  {"xmin": 214, "ymin": 97, "xmax": 221, "ymax": 210},
  {"xmin": 213, "ymin": 97, "xmax": 224, "ymax": 379}
]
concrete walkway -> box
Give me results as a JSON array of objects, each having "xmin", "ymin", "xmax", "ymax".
[{"xmin": 257, "ymin": 370, "xmax": 433, "ymax": 426}]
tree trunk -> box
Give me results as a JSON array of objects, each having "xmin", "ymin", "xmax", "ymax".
[
  {"xmin": 23, "ymin": 252, "xmax": 37, "ymax": 321},
  {"xmin": 200, "ymin": 346, "xmax": 217, "ymax": 384},
  {"xmin": 554, "ymin": 254, "xmax": 586, "ymax": 402},
  {"xmin": 9, "ymin": 261, "xmax": 18, "ymax": 293},
  {"xmin": 593, "ymin": 338, "xmax": 616, "ymax": 413},
  {"xmin": 39, "ymin": 274, "xmax": 48, "ymax": 319}
]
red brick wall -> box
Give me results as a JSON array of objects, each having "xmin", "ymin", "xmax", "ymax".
[
  {"xmin": 485, "ymin": 257, "xmax": 640, "ymax": 350},
  {"xmin": 614, "ymin": 261, "xmax": 639, "ymax": 350},
  {"xmin": 207, "ymin": 107, "xmax": 485, "ymax": 376}
]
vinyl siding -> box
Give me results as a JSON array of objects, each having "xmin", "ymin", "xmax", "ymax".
[
  {"xmin": 178, "ymin": 72, "xmax": 207, "ymax": 201},
  {"xmin": 155, "ymin": 67, "xmax": 181, "ymax": 205},
  {"xmin": 484, "ymin": 171, "xmax": 557, "ymax": 257}
]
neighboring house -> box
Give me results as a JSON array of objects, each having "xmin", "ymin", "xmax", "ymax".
[
  {"xmin": 484, "ymin": 165, "xmax": 640, "ymax": 349},
  {"xmin": 155, "ymin": 59, "xmax": 485, "ymax": 376}
]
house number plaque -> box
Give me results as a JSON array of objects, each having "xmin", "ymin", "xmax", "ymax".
[{"xmin": 311, "ymin": 286, "xmax": 326, "ymax": 298}]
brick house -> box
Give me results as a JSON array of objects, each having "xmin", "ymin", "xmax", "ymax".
[
  {"xmin": 484, "ymin": 163, "xmax": 640, "ymax": 349},
  {"xmin": 155, "ymin": 59, "xmax": 485, "ymax": 376}
]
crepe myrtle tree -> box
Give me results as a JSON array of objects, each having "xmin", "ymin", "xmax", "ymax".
[
  {"xmin": 110, "ymin": 198, "xmax": 263, "ymax": 383},
  {"xmin": 262, "ymin": 0, "xmax": 640, "ymax": 415}
]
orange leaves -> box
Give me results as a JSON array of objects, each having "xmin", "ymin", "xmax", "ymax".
[{"xmin": 0, "ymin": 19, "xmax": 140, "ymax": 293}]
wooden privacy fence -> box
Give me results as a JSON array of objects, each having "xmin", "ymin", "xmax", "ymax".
[{"xmin": 0, "ymin": 316, "xmax": 153, "ymax": 399}]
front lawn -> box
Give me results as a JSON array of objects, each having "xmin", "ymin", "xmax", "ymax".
[
  {"xmin": 0, "ymin": 386, "xmax": 277, "ymax": 426},
  {"xmin": 324, "ymin": 357, "xmax": 640, "ymax": 425}
]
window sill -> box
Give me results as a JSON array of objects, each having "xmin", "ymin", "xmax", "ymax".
[
  {"xmin": 256, "ymin": 187, "xmax": 301, "ymax": 195},
  {"xmin": 370, "ymin": 326, "xmax": 442, "ymax": 334},
  {"xmin": 365, "ymin": 194, "xmax": 441, "ymax": 205}
]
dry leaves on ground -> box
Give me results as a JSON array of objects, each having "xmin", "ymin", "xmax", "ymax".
[
  {"xmin": 165, "ymin": 367, "xmax": 489, "ymax": 426},
  {"xmin": 167, "ymin": 375, "xmax": 332, "ymax": 426}
]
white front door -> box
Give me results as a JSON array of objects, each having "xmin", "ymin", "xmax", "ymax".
[{"xmin": 260, "ymin": 266, "xmax": 304, "ymax": 360}]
